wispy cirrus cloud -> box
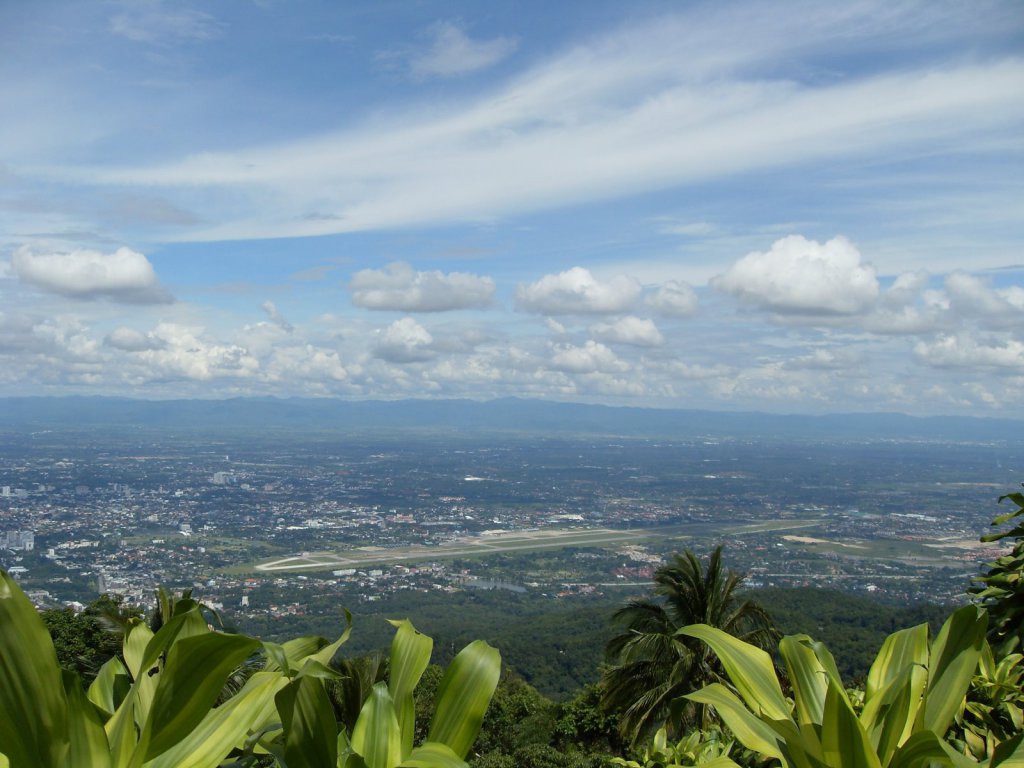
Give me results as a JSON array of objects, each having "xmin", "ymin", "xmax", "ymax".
[
  {"xmin": 43, "ymin": 3, "xmax": 1024, "ymax": 244},
  {"xmin": 409, "ymin": 21, "xmax": 517, "ymax": 79}
]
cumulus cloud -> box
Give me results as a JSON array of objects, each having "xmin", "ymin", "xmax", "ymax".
[
  {"xmin": 374, "ymin": 317, "xmax": 436, "ymax": 363},
  {"xmin": 97, "ymin": 324, "xmax": 260, "ymax": 383},
  {"xmin": 590, "ymin": 316, "xmax": 664, "ymax": 347},
  {"xmin": 410, "ymin": 21, "xmax": 517, "ymax": 79},
  {"xmin": 261, "ymin": 301, "xmax": 294, "ymax": 333},
  {"xmin": 516, "ymin": 267, "xmax": 641, "ymax": 315},
  {"xmin": 11, "ymin": 245, "xmax": 173, "ymax": 303},
  {"xmin": 264, "ymin": 345, "xmax": 348, "ymax": 384},
  {"xmin": 350, "ymin": 262, "xmax": 494, "ymax": 312},
  {"xmin": 944, "ymin": 273, "xmax": 1024, "ymax": 317},
  {"xmin": 646, "ymin": 280, "xmax": 699, "ymax": 317},
  {"xmin": 785, "ymin": 348, "xmax": 862, "ymax": 371},
  {"xmin": 104, "ymin": 327, "xmax": 165, "ymax": 352},
  {"xmin": 712, "ymin": 235, "xmax": 879, "ymax": 315},
  {"xmin": 914, "ymin": 334, "xmax": 1024, "ymax": 370},
  {"xmin": 549, "ymin": 340, "xmax": 627, "ymax": 374}
]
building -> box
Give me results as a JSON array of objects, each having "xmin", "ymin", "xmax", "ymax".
[{"xmin": 0, "ymin": 530, "xmax": 34, "ymax": 551}]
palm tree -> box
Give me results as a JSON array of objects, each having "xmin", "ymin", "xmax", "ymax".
[{"xmin": 600, "ymin": 545, "xmax": 777, "ymax": 744}]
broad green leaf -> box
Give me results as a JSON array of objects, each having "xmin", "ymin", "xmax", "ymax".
[
  {"xmin": 686, "ymin": 684, "xmax": 786, "ymax": 761},
  {"xmin": 0, "ymin": 570, "xmax": 69, "ymax": 768},
  {"xmin": 137, "ymin": 605, "xmax": 209, "ymax": 678},
  {"xmin": 144, "ymin": 671, "xmax": 285, "ymax": 768},
  {"xmin": 123, "ymin": 622, "xmax": 154, "ymax": 680},
  {"xmin": 427, "ymin": 640, "xmax": 500, "ymax": 759},
  {"xmin": 991, "ymin": 731, "xmax": 1024, "ymax": 768},
  {"xmin": 780, "ymin": 635, "xmax": 836, "ymax": 727},
  {"xmin": 860, "ymin": 665, "xmax": 924, "ymax": 765},
  {"xmin": 262, "ymin": 641, "xmax": 292, "ymax": 675},
  {"xmin": 276, "ymin": 673, "xmax": 339, "ymax": 768},
  {"xmin": 264, "ymin": 635, "xmax": 332, "ymax": 675},
  {"xmin": 400, "ymin": 742, "xmax": 468, "ymax": 768},
  {"xmin": 887, "ymin": 731, "xmax": 960, "ymax": 768},
  {"xmin": 105, "ymin": 692, "xmax": 139, "ymax": 768},
  {"xmin": 89, "ymin": 656, "xmax": 131, "ymax": 719},
  {"xmin": 64, "ymin": 669, "xmax": 112, "ymax": 768},
  {"xmin": 139, "ymin": 631, "xmax": 260, "ymax": 762},
  {"xmin": 700, "ymin": 759, "xmax": 744, "ymax": 768},
  {"xmin": 866, "ymin": 623, "xmax": 928, "ymax": 702},
  {"xmin": 387, "ymin": 619, "xmax": 433, "ymax": 758},
  {"xmin": 821, "ymin": 681, "xmax": 881, "ymax": 768},
  {"xmin": 678, "ymin": 624, "xmax": 790, "ymax": 722},
  {"xmin": 123, "ymin": 623, "xmax": 158, "ymax": 727},
  {"xmin": 922, "ymin": 605, "xmax": 987, "ymax": 735},
  {"xmin": 0, "ymin": 753, "xmax": 8, "ymax": 768},
  {"xmin": 309, "ymin": 607, "xmax": 353, "ymax": 668},
  {"xmin": 938, "ymin": 739, "xmax": 987, "ymax": 768},
  {"xmin": 296, "ymin": 658, "xmax": 344, "ymax": 681},
  {"xmin": 351, "ymin": 682, "xmax": 403, "ymax": 768}
]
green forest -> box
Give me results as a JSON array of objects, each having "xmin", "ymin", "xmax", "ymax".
[{"xmin": 2, "ymin": 488, "xmax": 1023, "ymax": 768}]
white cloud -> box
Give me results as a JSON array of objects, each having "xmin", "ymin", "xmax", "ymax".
[
  {"xmin": 264, "ymin": 345, "xmax": 348, "ymax": 385},
  {"xmin": 1001, "ymin": 286, "xmax": 1024, "ymax": 311},
  {"xmin": 374, "ymin": 317, "xmax": 436, "ymax": 363},
  {"xmin": 712, "ymin": 235, "xmax": 879, "ymax": 315},
  {"xmin": 944, "ymin": 273, "xmax": 1024, "ymax": 317},
  {"xmin": 591, "ymin": 316, "xmax": 664, "ymax": 347},
  {"xmin": 785, "ymin": 348, "xmax": 862, "ymax": 371},
  {"xmin": 11, "ymin": 245, "xmax": 173, "ymax": 303},
  {"xmin": 134, "ymin": 323, "xmax": 259, "ymax": 381},
  {"xmin": 65, "ymin": 7, "xmax": 1024, "ymax": 242},
  {"xmin": 914, "ymin": 334, "xmax": 1024, "ymax": 370},
  {"xmin": 645, "ymin": 280, "xmax": 698, "ymax": 317},
  {"xmin": 104, "ymin": 327, "xmax": 164, "ymax": 352},
  {"xmin": 516, "ymin": 267, "xmax": 640, "ymax": 315},
  {"xmin": 410, "ymin": 21, "xmax": 517, "ymax": 79},
  {"xmin": 351, "ymin": 262, "xmax": 495, "ymax": 312},
  {"xmin": 549, "ymin": 340, "xmax": 627, "ymax": 374},
  {"xmin": 261, "ymin": 301, "xmax": 294, "ymax": 333},
  {"xmin": 656, "ymin": 219, "xmax": 718, "ymax": 237}
]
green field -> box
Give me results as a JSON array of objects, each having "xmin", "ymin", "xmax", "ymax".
[{"xmin": 248, "ymin": 518, "xmax": 824, "ymax": 573}]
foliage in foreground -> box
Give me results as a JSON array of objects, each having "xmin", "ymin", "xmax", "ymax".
[
  {"xmin": 601, "ymin": 546, "xmax": 777, "ymax": 744},
  {"xmin": 680, "ymin": 605, "xmax": 1024, "ymax": 767},
  {"xmin": 970, "ymin": 486, "xmax": 1024, "ymax": 656},
  {"xmin": 0, "ymin": 569, "xmax": 500, "ymax": 768}
]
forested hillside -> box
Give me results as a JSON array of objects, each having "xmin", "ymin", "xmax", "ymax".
[{"xmin": 236, "ymin": 584, "xmax": 953, "ymax": 699}]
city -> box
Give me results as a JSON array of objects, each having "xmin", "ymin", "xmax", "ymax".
[{"xmin": 2, "ymin": 409, "xmax": 1017, "ymax": 635}]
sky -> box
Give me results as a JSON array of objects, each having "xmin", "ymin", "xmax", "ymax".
[{"xmin": 1, "ymin": 0, "xmax": 1023, "ymax": 416}]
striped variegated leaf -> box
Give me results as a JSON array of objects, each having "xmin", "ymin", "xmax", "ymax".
[
  {"xmin": 678, "ymin": 624, "xmax": 790, "ymax": 722},
  {"xmin": 400, "ymin": 742, "xmax": 468, "ymax": 768},
  {"xmin": 686, "ymin": 683, "xmax": 787, "ymax": 761},
  {"xmin": 63, "ymin": 669, "xmax": 112, "ymax": 768},
  {"xmin": 922, "ymin": 605, "xmax": 987, "ymax": 736},
  {"xmin": 276, "ymin": 673, "xmax": 339, "ymax": 768},
  {"xmin": 351, "ymin": 682, "xmax": 403, "ymax": 768},
  {"xmin": 138, "ymin": 631, "xmax": 260, "ymax": 763},
  {"xmin": 821, "ymin": 680, "xmax": 880, "ymax": 768},
  {"xmin": 427, "ymin": 640, "xmax": 500, "ymax": 759},
  {"xmin": 0, "ymin": 570, "xmax": 69, "ymax": 768},
  {"xmin": 143, "ymin": 670, "xmax": 285, "ymax": 768},
  {"xmin": 865, "ymin": 623, "xmax": 928, "ymax": 702},
  {"xmin": 387, "ymin": 619, "xmax": 433, "ymax": 759}
]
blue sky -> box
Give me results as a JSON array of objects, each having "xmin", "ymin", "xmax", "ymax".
[{"xmin": 1, "ymin": 0, "xmax": 1023, "ymax": 415}]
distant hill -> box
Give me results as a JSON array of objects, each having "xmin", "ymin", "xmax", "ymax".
[{"xmin": 0, "ymin": 395, "xmax": 1020, "ymax": 441}]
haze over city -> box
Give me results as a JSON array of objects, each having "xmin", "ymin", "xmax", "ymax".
[{"xmin": 2, "ymin": 1, "xmax": 1023, "ymax": 415}]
